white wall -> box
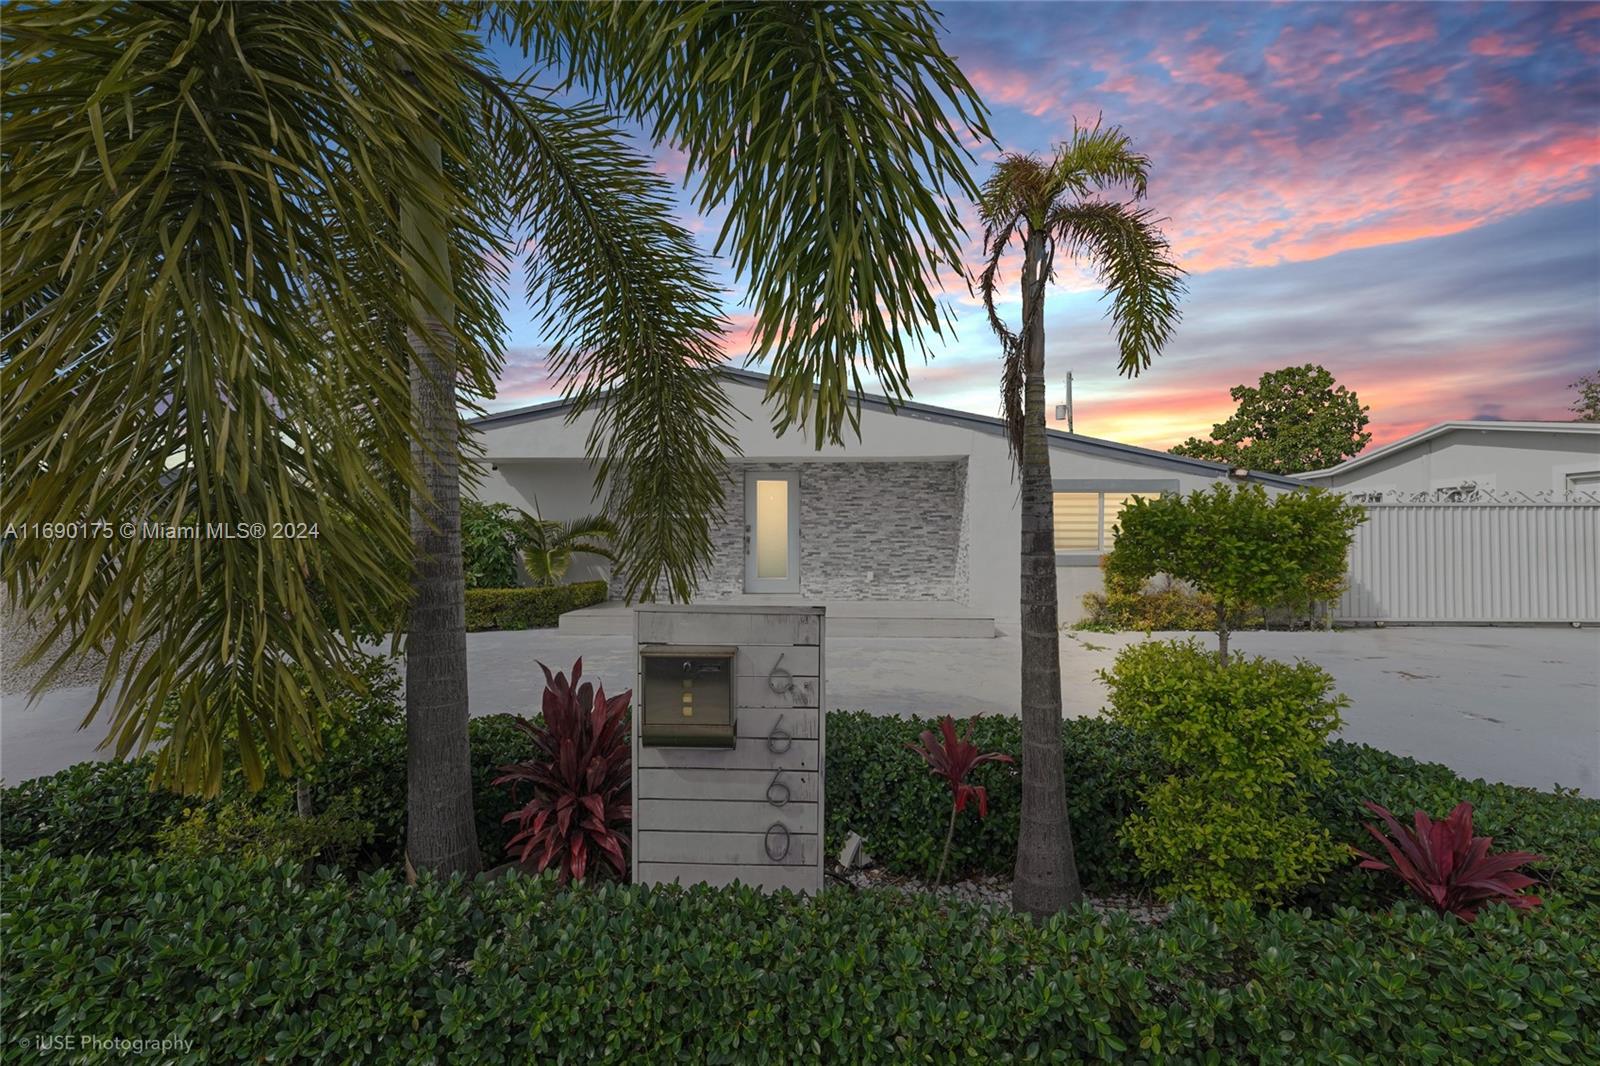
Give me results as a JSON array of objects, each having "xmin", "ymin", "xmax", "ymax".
[{"xmin": 1305, "ymin": 426, "xmax": 1600, "ymax": 497}]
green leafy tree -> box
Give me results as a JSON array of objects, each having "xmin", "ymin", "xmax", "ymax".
[
  {"xmin": 975, "ymin": 124, "xmax": 1184, "ymax": 918},
  {"xmin": 2, "ymin": 3, "xmax": 988, "ymax": 876},
  {"xmin": 1570, "ymin": 372, "xmax": 1600, "ymax": 422},
  {"xmin": 1171, "ymin": 364, "xmax": 1372, "ymax": 474},
  {"xmin": 461, "ymin": 503, "xmax": 531, "ymax": 590},
  {"xmin": 1106, "ymin": 485, "xmax": 1366, "ymax": 664}
]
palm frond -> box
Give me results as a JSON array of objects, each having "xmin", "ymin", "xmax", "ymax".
[
  {"xmin": 1, "ymin": 2, "xmax": 503, "ymax": 793},
  {"xmin": 1048, "ymin": 120, "xmax": 1151, "ymax": 199},
  {"xmin": 1046, "ymin": 200, "xmax": 1186, "ymax": 377},
  {"xmin": 516, "ymin": 1, "xmax": 993, "ymax": 446},
  {"xmin": 485, "ymin": 84, "xmax": 738, "ymax": 602}
]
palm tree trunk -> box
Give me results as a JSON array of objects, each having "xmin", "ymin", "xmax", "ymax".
[
  {"xmin": 1012, "ymin": 228, "xmax": 1083, "ymax": 919},
  {"xmin": 400, "ymin": 99, "xmax": 480, "ymax": 879}
]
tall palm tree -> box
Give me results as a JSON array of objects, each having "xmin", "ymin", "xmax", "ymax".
[
  {"xmin": 3, "ymin": 3, "xmax": 988, "ymax": 875},
  {"xmin": 977, "ymin": 124, "xmax": 1184, "ymax": 918}
]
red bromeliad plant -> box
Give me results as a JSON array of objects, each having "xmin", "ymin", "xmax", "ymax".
[
  {"xmin": 493, "ymin": 659, "xmax": 632, "ymax": 884},
  {"xmin": 905, "ymin": 715, "xmax": 1014, "ymax": 887},
  {"xmin": 1353, "ymin": 800, "xmax": 1545, "ymax": 922}
]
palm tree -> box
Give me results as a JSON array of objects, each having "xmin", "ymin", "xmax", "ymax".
[
  {"xmin": 520, "ymin": 512, "xmax": 617, "ymax": 588},
  {"xmin": 976, "ymin": 124, "xmax": 1184, "ymax": 918},
  {"xmin": 3, "ymin": 4, "xmax": 988, "ymax": 875}
]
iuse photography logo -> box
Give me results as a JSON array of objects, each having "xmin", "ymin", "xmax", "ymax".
[{"xmin": 25, "ymin": 1034, "xmax": 195, "ymax": 1057}]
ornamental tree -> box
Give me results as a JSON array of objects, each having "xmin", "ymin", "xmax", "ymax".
[
  {"xmin": 1570, "ymin": 372, "xmax": 1600, "ymax": 422},
  {"xmin": 1171, "ymin": 364, "xmax": 1372, "ymax": 474},
  {"xmin": 1105, "ymin": 485, "xmax": 1366, "ymax": 663}
]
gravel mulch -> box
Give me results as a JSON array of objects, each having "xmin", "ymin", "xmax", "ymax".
[{"xmin": 830, "ymin": 864, "xmax": 1170, "ymax": 925}]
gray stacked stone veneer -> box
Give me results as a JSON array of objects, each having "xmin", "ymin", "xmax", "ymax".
[{"xmin": 669, "ymin": 459, "xmax": 969, "ymax": 602}]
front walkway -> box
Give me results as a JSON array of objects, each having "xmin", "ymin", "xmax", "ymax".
[{"xmin": 5, "ymin": 626, "xmax": 1595, "ymax": 796}]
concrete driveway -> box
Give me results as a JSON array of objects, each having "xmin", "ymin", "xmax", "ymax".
[{"xmin": 5, "ymin": 627, "xmax": 1596, "ymax": 796}]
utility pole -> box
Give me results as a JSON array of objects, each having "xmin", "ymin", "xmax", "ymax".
[{"xmin": 1053, "ymin": 371, "xmax": 1074, "ymax": 433}]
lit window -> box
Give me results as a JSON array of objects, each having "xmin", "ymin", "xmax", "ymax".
[{"xmin": 1052, "ymin": 491, "xmax": 1159, "ymax": 553}]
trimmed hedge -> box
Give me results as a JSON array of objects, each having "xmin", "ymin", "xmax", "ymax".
[
  {"xmin": 0, "ymin": 715, "xmax": 534, "ymax": 871},
  {"xmin": 4, "ymin": 855, "xmax": 1596, "ymax": 1063},
  {"xmin": 463, "ymin": 580, "xmax": 607, "ymax": 631},
  {"xmin": 7, "ymin": 709, "xmax": 1597, "ymax": 912},
  {"xmin": 0, "ymin": 757, "xmax": 187, "ymax": 857}
]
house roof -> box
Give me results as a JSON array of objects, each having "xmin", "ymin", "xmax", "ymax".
[
  {"xmin": 1297, "ymin": 420, "xmax": 1600, "ymax": 480},
  {"xmin": 469, "ymin": 366, "xmax": 1309, "ymax": 488}
]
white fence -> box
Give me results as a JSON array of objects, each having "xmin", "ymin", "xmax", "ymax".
[{"xmin": 1337, "ymin": 499, "xmax": 1600, "ymax": 624}]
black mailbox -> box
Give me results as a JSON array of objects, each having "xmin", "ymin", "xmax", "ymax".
[{"xmin": 640, "ymin": 646, "xmax": 737, "ymax": 747}]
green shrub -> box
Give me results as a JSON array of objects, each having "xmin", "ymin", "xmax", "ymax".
[
  {"xmin": 157, "ymin": 795, "xmax": 373, "ymax": 867},
  {"xmin": 463, "ymin": 580, "xmax": 607, "ymax": 631},
  {"xmin": 4, "ymin": 854, "xmax": 1596, "ymax": 1063},
  {"xmin": 0, "ymin": 712, "xmax": 532, "ymax": 874},
  {"xmin": 294, "ymin": 712, "xmax": 533, "ymax": 869},
  {"xmin": 0, "ymin": 756, "xmax": 184, "ymax": 857},
  {"xmin": 1102, "ymin": 639, "xmax": 1347, "ymax": 905},
  {"xmin": 461, "ymin": 500, "xmax": 529, "ymax": 590}
]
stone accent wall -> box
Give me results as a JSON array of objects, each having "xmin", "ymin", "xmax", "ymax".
[
  {"xmin": 678, "ymin": 460, "xmax": 967, "ymax": 602},
  {"xmin": 616, "ymin": 460, "xmax": 969, "ymax": 603},
  {"xmin": 796, "ymin": 461, "xmax": 965, "ymax": 601}
]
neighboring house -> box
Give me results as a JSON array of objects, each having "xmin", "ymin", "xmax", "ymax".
[
  {"xmin": 1297, "ymin": 420, "xmax": 1600, "ymax": 500},
  {"xmin": 1300, "ymin": 420, "xmax": 1600, "ymax": 625},
  {"xmin": 466, "ymin": 368, "xmax": 1300, "ymax": 635}
]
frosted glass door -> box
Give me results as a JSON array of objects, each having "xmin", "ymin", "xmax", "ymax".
[{"xmin": 745, "ymin": 472, "xmax": 800, "ymax": 593}]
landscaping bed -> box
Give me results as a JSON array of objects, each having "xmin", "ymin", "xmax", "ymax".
[
  {"xmin": 6, "ymin": 708, "xmax": 1597, "ymax": 912},
  {"xmin": 4, "ymin": 854, "xmax": 1596, "ymax": 1064},
  {"xmin": 5, "ymin": 658, "xmax": 1599, "ymax": 1062}
]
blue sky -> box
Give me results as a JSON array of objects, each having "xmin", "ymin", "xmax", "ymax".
[{"xmin": 485, "ymin": 2, "xmax": 1600, "ymax": 449}]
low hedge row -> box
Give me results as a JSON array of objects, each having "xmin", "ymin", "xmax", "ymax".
[
  {"xmin": 462, "ymin": 580, "xmax": 607, "ymax": 631},
  {"xmin": 6, "ymin": 708, "xmax": 1596, "ymax": 911},
  {"xmin": 4, "ymin": 854, "xmax": 1595, "ymax": 1063},
  {"xmin": 0, "ymin": 714, "xmax": 531, "ymax": 870}
]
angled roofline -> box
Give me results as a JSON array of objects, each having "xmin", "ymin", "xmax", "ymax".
[
  {"xmin": 469, "ymin": 366, "xmax": 1308, "ymax": 488},
  {"xmin": 1298, "ymin": 419, "xmax": 1600, "ymax": 480}
]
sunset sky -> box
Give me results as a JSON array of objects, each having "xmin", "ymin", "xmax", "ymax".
[{"xmin": 488, "ymin": 2, "xmax": 1600, "ymax": 451}]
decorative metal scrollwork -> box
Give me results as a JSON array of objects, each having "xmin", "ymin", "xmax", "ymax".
[
  {"xmin": 767, "ymin": 653, "xmax": 794, "ymax": 695},
  {"xmin": 1356, "ymin": 487, "xmax": 1600, "ymax": 506},
  {"xmin": 764, "ymin": 822, "xmax": 791, "ymax": 862}
]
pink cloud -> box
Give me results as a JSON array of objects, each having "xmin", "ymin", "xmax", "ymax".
[
  {"xmin": 1387, "ymin": 64, "xmax": 1449, "ymax": 95},
  {"xmin": 1469, "ymin": 32, "xmax": 1537, "ymax": 59}
]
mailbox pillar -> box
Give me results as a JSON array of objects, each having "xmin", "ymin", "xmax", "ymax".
[{"xmin": 632, "ymin": 604, "xmax": 825, "ymax": 894}]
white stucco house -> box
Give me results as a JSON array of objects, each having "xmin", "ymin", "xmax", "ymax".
[
  {"xmin": 1296, "ymin": 420, "xmax": 1600, "ymax": 500},
  {"xmin": 466, "ymin": 368, "xmax": 1301, "ymax": 636}
]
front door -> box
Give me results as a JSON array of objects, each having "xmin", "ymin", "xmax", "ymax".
[{"xmin": 744, "ymin": 471, "xmax": 800, "ymax": 593}]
